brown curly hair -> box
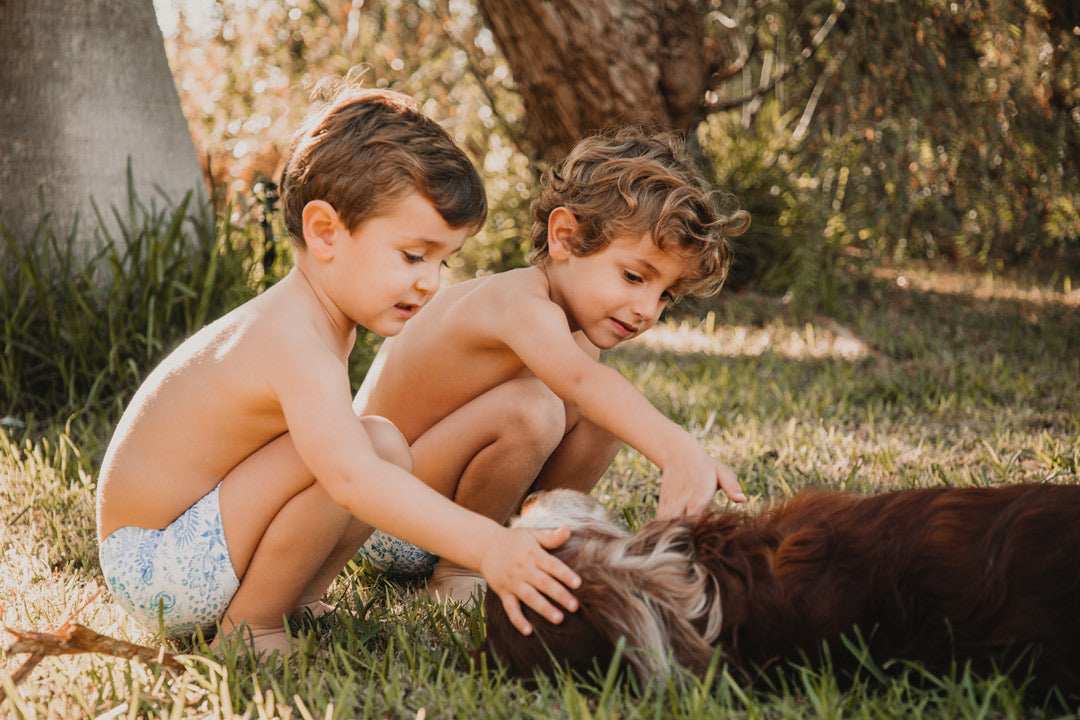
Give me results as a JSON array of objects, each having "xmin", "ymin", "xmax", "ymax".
[
  {"xmin": 280, "ymin": 84, "xmax": 486, "ymax": 247},
  {"xmin": 529, "ymin": 129, "xmax": 748, "ymax": 298}
]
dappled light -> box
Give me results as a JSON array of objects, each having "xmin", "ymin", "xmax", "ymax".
[
  {"xmin": 873, "ymin": 265, "xmax": 1080, "ymax": 310},
  {"xmin": 630, "ymin": 317, "xmax": 872, "ymax": 361},
  {"xmin": 631, "ymin": 259, "xmax": 1080, "ymax": 362}
]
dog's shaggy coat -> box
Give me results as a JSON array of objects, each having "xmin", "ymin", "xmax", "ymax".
[{"xmin": 483, "ymin": 485, "xmax": 1080, "ymax": 696}]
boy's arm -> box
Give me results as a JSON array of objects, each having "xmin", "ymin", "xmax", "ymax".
[
  {"xmin": 490, "ymin": 292, "xmax": 745, "ymax": 517},
  {"xmin": 278, "ymin": 352, "xmax": 579, "ymax": 635}
]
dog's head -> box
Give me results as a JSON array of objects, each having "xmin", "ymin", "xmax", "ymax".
[{"xmin": 482, "ymin": 490, "xmax": 723, "ymax": 682}]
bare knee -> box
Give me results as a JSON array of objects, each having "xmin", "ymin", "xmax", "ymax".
[
  {"xmin": 528, "ymin": 412, "xmax": 623, "ymax": 498},
  {"xmin": 572, "ymin": 415, "xmax": 622, "ymax": 457},
  {"xmin": 359, "ymin": 416, "xmax": 413, "ymax": 472},
  {"xmin": 497, "ymin": 379, "xmax": 566, "ymax": 454}
]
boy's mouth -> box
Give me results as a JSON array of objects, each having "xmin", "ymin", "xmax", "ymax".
[
  {"xmin": 611, "ymin": 317, "xmax": 637, "ymax": 337},
  {"xmin": 395, "ymin": 302, "xmax": 420, "ymax": 318}
]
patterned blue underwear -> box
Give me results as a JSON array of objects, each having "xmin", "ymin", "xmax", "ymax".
[
  {"xmin": 359, "ymin": 530, "xmax": 439, "ymax": 578},
  {"xmin": 99, "ymin": 483, "xmax": 239, "ymax": 636}
]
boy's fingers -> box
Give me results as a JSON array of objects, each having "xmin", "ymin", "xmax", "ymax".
[
  {"xmin": 526, "ymin": 538, "xmax": 581, "ymax": 610},
  {"xmin": 534, "ymin": 562, "xmax": 579, "ymax": 611},
  {"xmin": 531, "ymin": 524, "xmax": 571, "ymax": 549},
  {"xmin": 527, "ymin": 526, "xmax": 581, "ymax": 591},
  {"xmin": 516, "ymin": 584, "xmax": 565, "ymax": 625},
  {"xmin": 500, "ymin": 595, "xmax": 533, "ymax": 636},
  {"xmin": 684, "ymin": 497, "xmax": 709, "ymax": 516},
  {"xmin": 656, "ymin": 493, "xmax": 682, "ymax": 519},
  {"xmin": 716, "ymin": 464, "xmax": 746, "ymax": 503}
]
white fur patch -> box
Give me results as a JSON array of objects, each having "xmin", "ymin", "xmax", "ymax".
[{"xmin": 512, "ymin": 489, "xmax": 623, "ymax": 533}]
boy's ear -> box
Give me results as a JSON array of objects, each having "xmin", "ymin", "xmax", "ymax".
[
  {"xmin": 302, "ymin": 200, "xmax": 343, "ymax": 260},
  {"xmin": 547, "ymin": 207, "xmax": 578, "ymax": 261}
]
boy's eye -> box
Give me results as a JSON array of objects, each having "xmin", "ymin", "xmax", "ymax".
[
  {"xmin": 440, "ymin": 259, "xmax": 451, "ymax": 268},
  {"xmin": 403, "ymin": 252, "xmax": 424, "ymax": 264},
  {"xmin": 622, "ymin": 270, "xmax": 643, "ymax": 284},
  {"xmin": 660, "ymin": 290, "xmax": 675, "ymax": 302}
]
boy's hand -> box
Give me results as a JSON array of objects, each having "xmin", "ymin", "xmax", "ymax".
[
  {"xmin": 479, "ymin": 526, "xmax": 581, "ymax": 636},
  {"xmin": 657, "ymin": 444, "xmax": 746, "ymax": 519}
]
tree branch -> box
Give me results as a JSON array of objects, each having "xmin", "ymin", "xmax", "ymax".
[
  {"xmin": 703, "ymin": 1, "xmax": 847, "ymax": 114},
  {"xmin": 437, "ymin": 1, "xmax": 533, "ymax": 160}
]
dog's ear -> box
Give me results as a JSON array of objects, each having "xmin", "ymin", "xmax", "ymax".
[
  {"xmin": 482, "ymin": 520, "xmax": 724, "ymax": 683},
  {"xmin": 480, "ymin": 529, "xmax": 626, "ymax": 679}
]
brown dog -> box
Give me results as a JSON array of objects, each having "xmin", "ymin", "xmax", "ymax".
[{"xmin": 483, "ymin": 485, "xmax": 1080, "ymax": 697}]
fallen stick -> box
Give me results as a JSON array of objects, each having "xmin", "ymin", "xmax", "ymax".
[
  {"xmin": 1, "ymin": 590, "xmax": 180, "ymax": 702},
  {"xmin": 5, "ymin": 623, "xmax": 181, "ymax": 668}
]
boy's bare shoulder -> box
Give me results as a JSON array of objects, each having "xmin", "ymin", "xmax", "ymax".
[
  {"xmin": 440, "ymin": 267, "xmax": 562, "ymax": 333},
  {"xmin": 459, "ymin": 267, "xmax": 554, "ymax": 310},
  {"xmin": 182, "ymin": 273, "xmax": 349, "ymax": 387},
  {"xmin": 465, "ymin": 266, "xmax": 548, "ymax": 295}
]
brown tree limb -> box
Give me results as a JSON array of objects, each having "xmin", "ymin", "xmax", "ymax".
[
  {"xmin": 5, "ymin": 624, "xmax": 181, "ymax": 669},
  {"xmin": 703, "ymin": 1, "xmax": 847, "ymax": 114},
  {"xmin": 704, "ymin": 4, "xmax": 759, "ymax": 84},
  {"xmin": 1, "ymin": 589, "xmax": 180, "ymax": 703}
]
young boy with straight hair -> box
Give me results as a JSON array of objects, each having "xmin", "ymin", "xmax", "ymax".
[
  {"xmin": 96, "ymin": 84, "xmax": 581, "ymax": 657},
  {"xmin": 355, "ymin": 128, "xmax": 751, "ymax": 601}
]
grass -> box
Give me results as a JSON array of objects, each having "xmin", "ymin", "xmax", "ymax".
[{"xmin": 1, "ymin": 212, "xmax": 1079, "ymax": 717}]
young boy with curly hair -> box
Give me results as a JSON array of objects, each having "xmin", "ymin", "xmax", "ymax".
[
  {"xmin": 355, "ymin": 129, "xmax": 751, "ymax": 602},
  {"xmin": 96, "ymin": 85, "xmax": 581, "ymax": 657}
]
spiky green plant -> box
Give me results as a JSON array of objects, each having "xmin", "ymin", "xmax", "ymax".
[{"xmin": 0, "ymin": 178, "xmax": 268, "ymax": 469}]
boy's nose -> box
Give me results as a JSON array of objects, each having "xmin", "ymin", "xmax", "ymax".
[
  {"xmin": 631, "ymin": 295, "xmax": 664, "ymax": 325},
  {"xmin": 415, "ymin": 266, "xmax": 440, "ymax": 294}
]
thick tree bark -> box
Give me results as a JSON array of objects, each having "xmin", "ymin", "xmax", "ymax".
[
  {"xmin": 0, "ymin": 0, "xmax": 205, "ymax": 248},
  {"xmin": 476, "ymin": 0, "xmax": 709, "ymax": 162}
]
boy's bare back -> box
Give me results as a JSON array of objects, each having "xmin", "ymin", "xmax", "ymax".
[{"xmin": 97, "ymin": 269, "xmax": 353, "ymax": 540}]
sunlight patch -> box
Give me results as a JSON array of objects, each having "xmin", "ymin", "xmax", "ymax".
[
  {"xmin": 629, "ymin": 319, "xmax": 871, "ymax": 361},
  {"xmin": 874, "ymin": 267, "xmax": 1080, "ymax": 308}
]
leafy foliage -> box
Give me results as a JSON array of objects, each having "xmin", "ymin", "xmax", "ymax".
[
  {"xmin": 702, "ymin": 0, "xmax": 1080, "ymax": 301},
  {"xmin": 162, "ymin": 0, "xmax": 1079, "ymax": 311}
]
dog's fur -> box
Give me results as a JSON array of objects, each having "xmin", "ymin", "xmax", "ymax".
[{"xmin": 483, "ymin": 485, "xmax": 1080, "ymax": 697}]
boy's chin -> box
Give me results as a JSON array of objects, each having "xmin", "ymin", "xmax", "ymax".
[
  {"xmin": 590, "ymin": 335, "xmax": 624, "ymax": 351},
  {"xmin": 360, "ymin": 317, "xmax": 407, "ymax": 338}
]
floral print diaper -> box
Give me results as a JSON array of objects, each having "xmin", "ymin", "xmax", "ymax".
[
  {"xmin": 359, "ymin": 530, "xmax": 438, "ymax": 577},
  {"xmin": 99, "ymin": 484, "xmax": 239, "ymax": 636}
]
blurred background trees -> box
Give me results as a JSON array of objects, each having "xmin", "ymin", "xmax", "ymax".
[
  {"xmin": 110, "ymin": 0, "xmax": 1080, "ymax": 303},
  {"xmin": 1, "ymin": 0, "xmax": 1075, "ymax": 449}
]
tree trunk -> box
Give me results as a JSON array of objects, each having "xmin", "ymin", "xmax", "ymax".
[
  {"xmin": 476, "ymin": 0, "xmax": 709, "ymax": 162},
  {"xmin": 0, "ymin": 0, "xmax": 205, "ymax": 248}
]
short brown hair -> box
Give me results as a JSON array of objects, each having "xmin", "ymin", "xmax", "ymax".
[
  {"xmin": 529, "ymin": 129, "xmax": 748, "ymax": 298},
  {"xmin": 280, "ymin": 84, "xmax": 487, "ymax": 246}
]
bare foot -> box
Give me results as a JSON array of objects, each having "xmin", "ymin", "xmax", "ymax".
[
  {"xmin": 246, "ymin": 627, "xmax": 297, "ymax": 657},
  {"xmin": 424, "ymin": 561, "xmax": 486, "ymax": 608},
  {"xmin": 291, "ymin": 600, "xmax": 337, "ymax": 620},
  {"xmin": 210, "ymin": 623, "xmax": 295, "ymax": 660}
]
